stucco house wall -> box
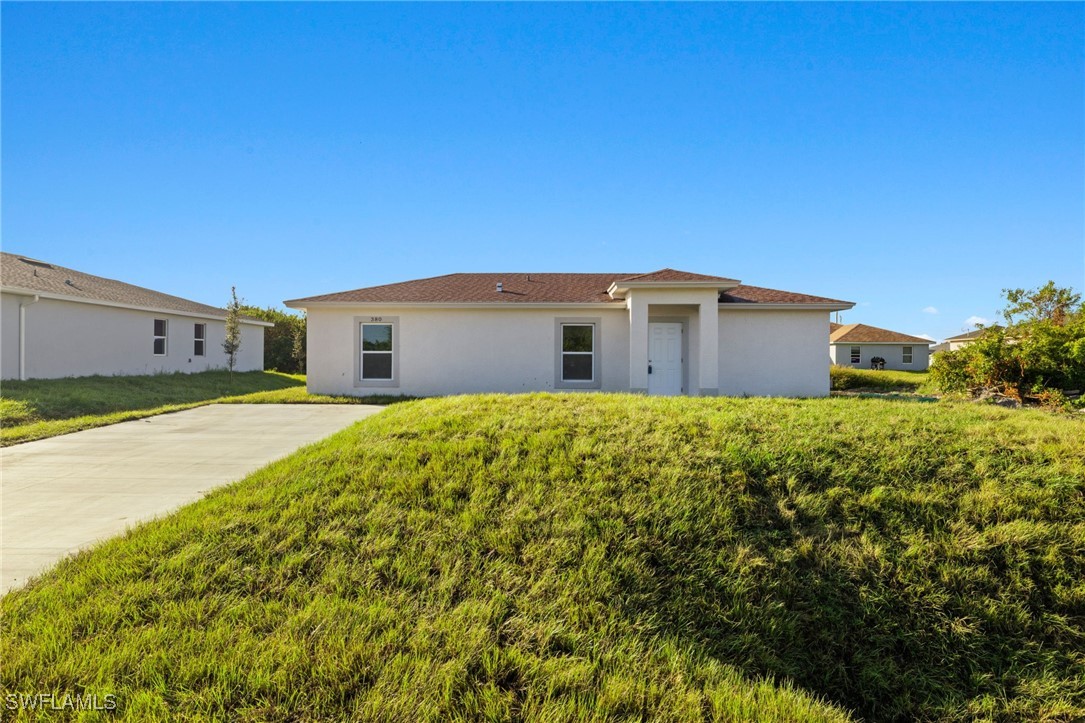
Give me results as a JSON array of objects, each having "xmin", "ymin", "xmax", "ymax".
[
  {"xmin": 291, "ymin": 269, "xmax": 853, "ymax": 399},
  {"xmin": 306, "ymin": 306, "xmax": 632, "ymax": 397},
  {"xmin": 304, "ymin": 305, "xmax": 837, "ymax": 398},
  {"xmin": 829, "ymin": 342, "xmax": 930, "ymax": 371},
  {"xmin": 1, "ymin": 292, "xmax": 21, "ymax": 381},
  {"xmin": 720, "ymin": 309, "xmax": 830, "ymax": 396},
  {"xmin": 1, "ymin": 292, "xmax": 264, "ymax": 380}
]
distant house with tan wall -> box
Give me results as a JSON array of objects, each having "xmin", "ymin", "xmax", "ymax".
[{"xmin": 943, "ymin": 327, "xmax": 1000, "ymax": 351}]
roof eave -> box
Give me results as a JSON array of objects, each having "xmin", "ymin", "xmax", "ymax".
[
  {"xmin": 285, "ymin": 300, "xmax": 623, "ymax": 310},
  {"xmin": 830, "ymin": 339, "xmax": 933, "ymax": 345},
  {"xmin": 720, "ymin": 302, "xmax": 854, "ymax": 311}
]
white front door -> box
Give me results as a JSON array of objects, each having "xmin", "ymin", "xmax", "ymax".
[{"xmin": 648, "ymin": 322, "xmax": 683, "ymax": 396}]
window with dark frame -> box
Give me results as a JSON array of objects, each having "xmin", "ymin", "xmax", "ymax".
[
  {"xmin": 153, "ymin": 319, "xmax": 168, "ymax": 356},
  {"xmin": 561, "ymin": 324, "xmax": 594, "ymax": 382},
  {"xmin": 194, "ymin": 323, "xmax": 206, "ymax": 357},
  {"xmin": 850, "ymin": 346, "xmax": 861, "ymax": 364},
  {"xmin": 361, "ymin": 323, "xmax": 393, "ymax": 380}
]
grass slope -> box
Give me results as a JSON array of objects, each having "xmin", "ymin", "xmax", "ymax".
[
  {"xmin": 0, "ymin": 371, "xmax": 395, "ymax": 445},
  {"xmin": 829, "ymin": 366, "xmax": 934, "ymax": 395},
  {"xmin": 3, "ymin": 395, "xmax": 1083, "ymax": 721}
]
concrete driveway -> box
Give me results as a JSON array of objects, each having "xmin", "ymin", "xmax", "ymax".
[{"xmin": 1, "ymin": 403, "xmax": 383, "ymax": 594}]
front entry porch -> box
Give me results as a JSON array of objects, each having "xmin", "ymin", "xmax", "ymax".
[{"xmin": 626, "ymin": 287, "xmax": 720, "ymax": 396}]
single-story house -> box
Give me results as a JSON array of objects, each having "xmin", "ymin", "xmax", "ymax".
[
  {"xmin": 1, "ymin": 252, "xmax": 270, "ymax": 380},
  {"xmin": 829, "ymin": 322, "xmax": 932, "ymax": 371},
  {"xmin": 944, "ymin": 327, "xmax": 998, "ymax": 351},
  {"xmin": 285, "ymin": 269, "xmax": 854, "ymax": 398}
]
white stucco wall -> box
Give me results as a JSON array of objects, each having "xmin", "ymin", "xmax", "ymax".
[
  {"xmin": 305, "ymin": 303, "xmax": 835, "ymax": 398},
  {"xmin": 305, "ymin": 306, "xmax": 631, "ymax": 397},
  {"xmin": 718, "ymin": 309, "xmax": 831, "ymax": 397},
  {"xmin": 0, "ymin": 293, "xmax": 265, "ymax": 380},
  {"xmin": 1, "ymin": 293, "xmax": 21, "ymax": 381},
  {"xmin": 829, "ymin": 342, "xmax": 930, "ymax": 371}
]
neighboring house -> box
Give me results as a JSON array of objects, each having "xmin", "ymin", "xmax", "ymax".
[
  {"xmin": 944, "ymin": 327, "xmax": 998, "ymax": 351},
  {"xmin": 285, "ymin": 269, "xmax": 854, "ymax": 398},
  {"xmin": 1, "ymin": 252, "xmax": 270, "ymax": 380},
  {"xmin": 829, "ymin": 322, "xmax": 932, "ymax": 371}
]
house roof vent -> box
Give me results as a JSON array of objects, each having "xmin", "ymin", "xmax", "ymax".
[{"xmin": 496, "ymin": 282, "xmax": 503, "ymax": 293}]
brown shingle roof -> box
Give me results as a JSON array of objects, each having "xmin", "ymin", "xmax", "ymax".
[
  {"xmin": 289, "ymin": 273, "xmax": 624, "ymax": 304},
  {"xmin": 720, "ymin": 285, "xmax": 851, "ymax": 305},
  {"xmin": 619, "ymin": 268, "xmax": 739, "ymax": 283},
  {"xmin": 829, "ymin": 323, "xmax": 932, "ymax": 344},
  {"xmin": 287, "ymin": 272, "xmax": 851, "ymax": 307},
  {"xmin": 1, "ymin": 252, "xmax": 265, "ymax": 323}
]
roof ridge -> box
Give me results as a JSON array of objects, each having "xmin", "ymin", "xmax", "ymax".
[
  {"xmin": 1, "ymin": 251, "xmax": 240, "ymax": 319},
  {"xmin": 830, "ymin": 321, "xmax": 932, "ymax": 344}
]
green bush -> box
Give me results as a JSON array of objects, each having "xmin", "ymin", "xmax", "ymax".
[
  {"xmin": 241, "ymin": 305, "xmax": 306, "ymax": 373},
  {"xmin": 930, "ymin": 282, "xmax": 1085, "ymax": 399}
]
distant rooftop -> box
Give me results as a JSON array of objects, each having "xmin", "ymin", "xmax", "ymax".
[
  {"xmin": 1, "ymin": 252, "xmax": 268, "ymax": 323},
  {"xmin": 830, "ymin": 322, "xmax": 932, "ymax": 345}
]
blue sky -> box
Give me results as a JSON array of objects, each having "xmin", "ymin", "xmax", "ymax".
[{"xmin": 3, "ymin": 2, "xmax": 1082, "ymax": 341}]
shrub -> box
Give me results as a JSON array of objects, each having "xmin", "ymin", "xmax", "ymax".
[
  {"xmin": 930, "ymin": 282, "xmax": 1085, "ymax": 400},
  {"xmin": 241, "ymin": 306, "xmax": 306, "ymax": 373}
]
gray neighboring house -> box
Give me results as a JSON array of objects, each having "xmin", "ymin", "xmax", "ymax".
[
  {"xmin": 1, "ymin": 252, "xmax": 270, "ymax": 380},
  {"xmin": 829, "ymin": 322, "xmax": 932, "ymax": 371}
]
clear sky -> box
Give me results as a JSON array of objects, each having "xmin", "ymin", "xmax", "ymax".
[{"xmin": 3, "ymin": 2, "xmax": 1082, "ymax": 342}]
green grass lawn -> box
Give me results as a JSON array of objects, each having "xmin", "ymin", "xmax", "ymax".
[
  {"xmin": 830, "ymin": 365, "xmax": 936, "ymax": 394},
  {"xmin": 0, "ymin": 371, "xmax": 404, "ymax": 446},
  {"xmin": 3, "ymin": 394, "xmax": 1082, "ymax": 721}
]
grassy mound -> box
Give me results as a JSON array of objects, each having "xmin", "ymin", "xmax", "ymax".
[{"xmin": 3, "ymin": 395, "xmax": 1083, "ymax": 721}]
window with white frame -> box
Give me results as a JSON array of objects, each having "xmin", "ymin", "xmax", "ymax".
[
  {"xmin": 561, "ymin": 324, "xmax": 594, "ymax": 382},
  {"xmin": 194, "ymin": 323, "xmax": 206, "ymax": 357},
  {"xmin": 850, "ymin": 346, "xmax": 861, "ymax": 364},
  {"xmin": 360, "ymin": 323, "xmax": 394, "ymax": 380},
  {"xmin": 902, "ymin": 346, "xmax": 912, "ymax": 364},
  {"xmin": 153, "ymin": 319, "xmax": 168, "ymax": 356}
]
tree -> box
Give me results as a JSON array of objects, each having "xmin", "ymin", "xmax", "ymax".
[
  {"xmin": 291, "ymin": 312, "xmax": 306, "ymax": 373},
  {"xmin": 239, "ymin": 305, "xmax": 305, "ymax": 373},
  {"xmin": 223, "ymin": 286, "xmax": 243, "ymax": 374},
  {"xmin": 930, "ymin": 281, "xmax": 1085, "ymax": 403},
  {"xmin": 1003, "ymin": 281, "xmax": 1081, "ymax": 327}
]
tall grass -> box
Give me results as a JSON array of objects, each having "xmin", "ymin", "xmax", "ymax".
[{"xmin": 2, "ymin": 394, "xmax": 1082, "ymax": 721}]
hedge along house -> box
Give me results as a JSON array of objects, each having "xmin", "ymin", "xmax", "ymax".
[
  {"xmin": 1, "ymin": 252, "xmax": 270, "ymax": 380},
  {"xmin": 286, "ymin": 269, "xmax": 854, "ymax": 398},
  {"xmin": 829, "ymin": 322, "xmax": 932, "ymax": 371}
]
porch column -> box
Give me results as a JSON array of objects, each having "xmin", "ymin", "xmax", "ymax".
[
  {"xmin": 698, "ymin": 299, "xmax": 719, "ymax": 395},
  {"xmin": 628, "ymin": 295, "xmax": 649, "ymax": 393}
]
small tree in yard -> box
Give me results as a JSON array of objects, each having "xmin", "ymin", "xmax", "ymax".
[
  {"xmin": 291, "ymin": 312, "xmax": 306, "ymax": 373},
  {"xmin": 223, "ymin": 286, "xmax": 243, "ymax": 375}
]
